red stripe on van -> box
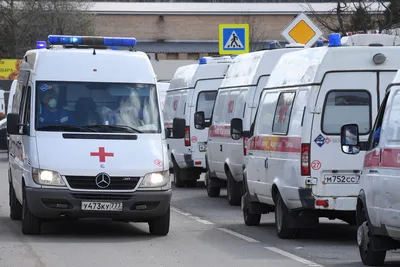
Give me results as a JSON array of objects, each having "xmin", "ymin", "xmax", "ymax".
[
  {"xmin": 363, "ymin": 149, "xmax": 380, "ymax": 168},
  {"xmin": 381, "ymin": 149, "xmax": 400, "ymax": 168},
  {"xmin": 209, "ymin": 125, "xmax": 231, "ymax": 138},
  {"xmin": 247, "ymin": 136, "xmax": 301, "ymax": 153}
]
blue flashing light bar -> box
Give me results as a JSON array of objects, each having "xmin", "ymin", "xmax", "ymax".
[
  {"xmin": 316, "ymin": 41, "xmax": 324, "ymax": 47},
  {"xmin": 36, "ymin": 41, "xmax": 46, "ymax": 49},
  {"xmin": 48, "ymin": 35, "xmax": 83, "ymax": 45},
  {"xmin": 328, "ymin": 33, "xmax": 342, "ymax": 47},
  {"xmin": 199, "ymin": 57, "xmax": 207, "ymax": 64},
  {"xmin": 47, "ymin": 35, "xmax": 137, "ymax": 47}
]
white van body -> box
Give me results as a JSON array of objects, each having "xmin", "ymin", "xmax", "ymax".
[
  {"xmin": 7, "ymin": 37, "xmax": 171, "ymax": 236},
  {"xmin": 206, "ymin": 47, "xmax": 304, "ymax": 205},
  {"xmin": 238, "ymin": 34, "xmax": 400, "ymax": 239},
  {"xmin": 164, "ymin": 57, "xmax": 232, "ymax": 187},
  {"xmin": 157, "ymin": 81, "xmax": 170, "ymax": 111},
  {"xmin": 343, "ymin": 70, "xmax": 400, "ymax": 266}
]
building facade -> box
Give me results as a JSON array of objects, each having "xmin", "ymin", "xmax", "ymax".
[{"xmin": 89, "ymin": 2, "xmax": 386, "ymax": 59}]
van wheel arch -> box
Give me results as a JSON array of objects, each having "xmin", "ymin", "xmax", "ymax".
[{"xmin": 272, "ymin": 184, "xmax": 279, "ymax": 204}]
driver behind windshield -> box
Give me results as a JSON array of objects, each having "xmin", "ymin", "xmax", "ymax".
[{"xmin": 38, "ymin": 84, "xmax": 76, "ymax": 127}]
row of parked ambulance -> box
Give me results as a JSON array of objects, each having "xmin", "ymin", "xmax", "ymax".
[{"xmin": 163, "ymin": 33, "xmax": 400, "ymax": 266}]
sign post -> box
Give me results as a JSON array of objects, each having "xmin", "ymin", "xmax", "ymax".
[
  {"xmin": 219, "ymin": 24, "xmax": 249, "ymax": 55},
  {"xmin": 281, "ymin": 13, "xmax": 323, "ymax": 47}
]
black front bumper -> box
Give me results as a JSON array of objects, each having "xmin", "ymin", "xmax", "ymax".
[{"xmin": 25, "ymin": 187, "xmax": 172, "ymax": 222}]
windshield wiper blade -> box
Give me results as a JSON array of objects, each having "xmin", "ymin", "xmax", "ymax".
[
  {"xmin": 85, "ymin": 124, "xmax": 143, "ymax": 133},
  {"xmin": 37, "ymin": 125, "xmax": 97, "ymax": 132}
]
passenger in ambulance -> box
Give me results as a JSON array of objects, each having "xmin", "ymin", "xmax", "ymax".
[
  {"xmin": 38, "ymin": 85, "xmax": 76, "ymax": 127},
  {"xmin": 107, "ymin": 94, "xmax": 145, "ymax": 127}
]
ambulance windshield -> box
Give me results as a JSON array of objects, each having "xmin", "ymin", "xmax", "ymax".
[{"xmin": 35, "ymin": 81, "xmax": 161, "ymax": 133}]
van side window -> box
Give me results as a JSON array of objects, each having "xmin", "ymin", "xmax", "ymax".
[
  {"xmin": 234, "ymin": 89, "xmax": 248, "ymax": 119},
  {"xmin": 22, "ymin": 86, "xmax": 31, "ymax": 125},
  {"xmin": 196, "ymin": 91, "xmax": 217, "ymax": 120},
  {"xmin": 383, "ymin": 92, "xmax": 400, "ymax": 142},
  {"xmin": 289, "ymin": 90, "xmax": 308, "ymax": 135},
  {"xmin": 12, "ymin": 70, "xmax": 29, "ymax": 115},
  {"xmin": 212, "ymin": 91, "xmax": 229, "ymax": 124},
  {"xmin": 272, "ymin": 92, "xmax": 295, "ymax": 135},
  {"xmin": 367, "ymin": 92, "xmax": 389, "ymax": 150},
  {"xmin": 255, "ymin": 92, "xmax": 280, "ymax": 135},
  {"xmin": 322, "ymin": 90, "xmax": 371, "ymax": 135}
]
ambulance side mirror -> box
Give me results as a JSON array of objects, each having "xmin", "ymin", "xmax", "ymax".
[
  {"xmin": 340, "ymin": 124, "xmax": 360, "ymax": 155},
  {"xmin": 172, "ymin": 118, "xmax": 186, "ymax": 139},
  {"xmin": 194, "ymin": 111, "xmax": 206, "ymax": 130},
  {"xmin": 230, "ymin": 118, "xmax": 243, "ymax": 140},
  {"xmin": 7, "ymin": 113, "xmax": 21, "ymax": 135}
]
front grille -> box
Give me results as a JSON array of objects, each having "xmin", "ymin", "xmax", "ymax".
[
  {"xmin": 71, "ymin": 193, "xmax": 132, "ymax": 201},
  {"xmin": 65, "ymin": 176, "xmax": 140, "ymax": 190}
]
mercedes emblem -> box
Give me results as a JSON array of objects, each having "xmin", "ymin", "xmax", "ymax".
[{"xmin": 95, "ymin": 173, "xmax": 111, "ymax": 189}]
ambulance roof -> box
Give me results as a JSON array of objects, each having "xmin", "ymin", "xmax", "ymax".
[
  {"xmin": 168, "ymin": 58, "xmax": 232, "ymax": 90},
  {"xmin": 220, "ymin": 47, "xmax": 304, "ymax": 88},
  {"xmin": 267, "ymin": 45, "xmax": 400, "ymax": 88},
  {"xmin": 22, "ymin": 48, "xmax": 156, "ymax": 84}
]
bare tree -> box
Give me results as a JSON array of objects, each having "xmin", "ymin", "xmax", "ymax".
[
  {"xmin": 0, "ymin": 0, "xmax": 95, "ymax": 58},
  {"xmin": 234, "ymin": 15, "xmax": 268, "ymax": 51},
  {"xmin": 304, "ymin": 0, "xmax": 400, "ymax": 36}
]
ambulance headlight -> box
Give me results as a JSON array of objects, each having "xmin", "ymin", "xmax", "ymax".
[
  {"xmin": 32, "ymin": 168, "xmax": 66, "ymax": 187},
  {"xmin": 140, "ymin": 171, "xmax": 170, "ymax": 188}
]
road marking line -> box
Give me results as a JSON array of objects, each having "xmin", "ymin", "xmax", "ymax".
[
  {"xmin": 265, "ymin": 247, "xmax": 323, "ymax": 267},
  {"xmin": 218, "ymin": 228, "xmax": 260, "ymax": 243},
  {"xmin": 171, "ymin": 206, "xmax": 214, "ymax": 225}
]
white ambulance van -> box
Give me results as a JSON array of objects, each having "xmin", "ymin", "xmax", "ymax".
[
  {"xmin": 7, "ymin": 35, "xmax": 171, "ymax": 236},
  {"xmin": 165, "ymin": 56, "xmax": 233, "ymax": 188},
  {"xmin": 341, "ymin": 70, "xmax": 400, "ymax": 266},
  {"xmin": 203, "ymin": 45, "xmax": 304, "ymax": 206},
  {"xmin": 229, "ymin": 33, "xmax": 400, "ymax": 238}
]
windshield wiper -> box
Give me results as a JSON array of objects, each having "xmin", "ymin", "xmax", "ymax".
[
  {"xmin": 84, "ymin": 124, "xmax": 143, "ymax": 133},
  {"xmin": 37, "ymin": 125, "xmax": 97, "ymax": 132}
]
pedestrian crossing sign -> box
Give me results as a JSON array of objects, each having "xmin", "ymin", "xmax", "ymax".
[{"xmin": 219, "ymin": 24, "xmax": 249, "ymax": 55}]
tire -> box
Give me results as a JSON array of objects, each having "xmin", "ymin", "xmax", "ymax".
[
  {"xmin": 21, "ymin": 192, "xmax": 42, "ymax": 235},
  {"xmin": 206, "ymin": 171, "xmax": 220, "ymax": 197},
  {"xmin": 173, "ymin": 160, "xmax": 185, "ymax": 188},
  {"xmin": 358, "ymin": 209, "xmax": 386, "ymax": 266},
  {"xmin": 149, "ymin": 207, "xmax": 170, "ymax": 236},
  {"xmin": 227, "ymin": 171, "xmax": 241, "ymax": 206},
  {"xmin": 275, "ymin": 193, "xmax": 296, "ymax": 239},
  {"xmin": 243, "ymin": 207, "xmax": 261, "ymax": 226},
  {"xmin": 9, "ymin": 180, "xmax": 22, "ymax": 220}
]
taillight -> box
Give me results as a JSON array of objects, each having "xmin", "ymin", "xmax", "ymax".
[
  {"xmin": 184, "ymin": 126, "xmax": 190, "ymax": 146},
  {"xmin": 301, "ymin": 143, "xmax": 310, "ymax": 176},
  {"xmin": 243, "ymin": 136, "xmax": 249, "ymax": 155}
]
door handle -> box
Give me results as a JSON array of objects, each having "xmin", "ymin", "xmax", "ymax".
[
  {"xmin": 248, "ymin": 153, "xmax": 253, "ymax": 155},
  {"xmin": 220, "ymin": 145, "xmax": 223, "ymax": 152},
  {"xmin": 265, "ymin": 158, "xmax": 268, "ymax": 168},
  {"xmin": 10, "ymin": 153, "xmax": 15, "ymax": 157},
  {"xmin": 369, "ymin": 169, "xmax": 378, "ymax": 174}
]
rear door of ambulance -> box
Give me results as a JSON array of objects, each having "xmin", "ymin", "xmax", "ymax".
[{"xmin": 310, "ymin": 72, "xmax": 378, "ymax": 206}]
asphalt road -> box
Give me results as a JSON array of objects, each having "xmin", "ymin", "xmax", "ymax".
[{"xmin": 0, "ymin": 153, "xmax": 399, "ymax": 267}]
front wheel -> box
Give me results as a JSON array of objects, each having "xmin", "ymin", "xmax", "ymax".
[
  {"xmin": 243, "ymin": 207, "xmax": 261, "ymax": 226},
  {"xmin": 206, "ymin": 172, "xmax": 220, "ymax": 197},
  {"xmin": 21, "ymin": 193, "xmax": 42, "ymax": 235},
  {"xmin": 358, "ymin": 219, "xmax": 386, "ymax": 266},
  {"xmin": 149, "ymin": 207, "xmax": 170, "ymax": 236}
]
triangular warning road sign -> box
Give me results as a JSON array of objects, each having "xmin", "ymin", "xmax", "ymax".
[{"xmin": 224, "ymin": 30, "xmax": 244, "ymax": 48}]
